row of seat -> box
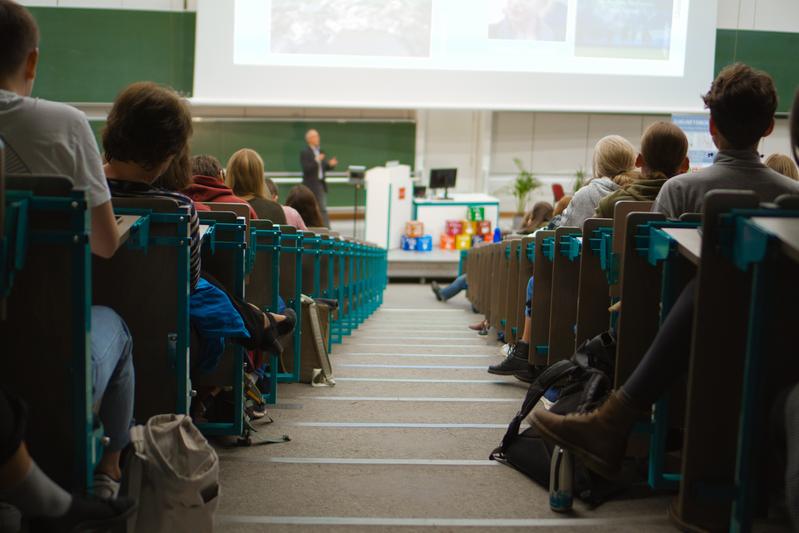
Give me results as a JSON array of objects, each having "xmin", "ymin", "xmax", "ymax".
[
  {"xmin": 0, "ymin": 170, "xmax": 387, "ymax": 492},
  {"xmin": 464, "ymin": 193, "xmax": 799, "ymax": 532}
]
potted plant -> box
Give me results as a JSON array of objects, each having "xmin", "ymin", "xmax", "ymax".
[
  {"xmin": 573, "ymin": 167, "xmax": 587, "ymax": 193},
  {"xmin": 508, "ymin": 158, "xmax": 541, "ymax": 227}
]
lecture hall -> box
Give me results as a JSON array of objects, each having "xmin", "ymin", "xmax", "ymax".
[{"xmin": 1, "ymin": 0, "xmax": 799, "ymax": 532}]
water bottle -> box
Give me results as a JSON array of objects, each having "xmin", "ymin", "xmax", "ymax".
[
  {"xmin": 549, "ymin": 446, "xmax": 574, "ymax": 512},
  {"xmin": 492, "ymin": 227, "xmax": 502, "ymax": 243}
]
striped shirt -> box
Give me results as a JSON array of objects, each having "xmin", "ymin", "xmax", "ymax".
[{"xmin": 107, "ymin": 179, "xmax": 202, "ymax": 291}]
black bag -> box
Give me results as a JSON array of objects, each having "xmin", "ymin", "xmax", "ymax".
[{"xmin": 490, "ymin": 331, "xmax": 630, "ymax": 508}]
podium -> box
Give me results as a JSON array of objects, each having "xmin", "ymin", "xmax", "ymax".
[{"xmin": 364, "ymin": 164, "xmax": 412, "ymax": 250}]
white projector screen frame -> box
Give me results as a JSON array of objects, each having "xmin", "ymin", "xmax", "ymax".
[{"xmin": 193, "ymin": 0, "xmax": 718, "ymax": 113}]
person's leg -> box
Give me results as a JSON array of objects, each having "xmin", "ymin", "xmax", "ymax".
[
  {"xmin": 532, "ymin": 278, "xmax": 697, "ymax": 478},
  {"xmin": 90, "ymin": 306, "xmax": 135, "ymax": 496},
  {"xmin": 436, "ymin": 274, "xmax": 467, "ymax": 301},
  {"xmin": 318, "ymin": 189, "xmax": 330, "ymax": 227},
  {"xmin": 786, "ymin": 383, "xmax": 799, "ymax": 530},
  {"xmin": 489, "ymin": 276, "xmax": 535, "ymax": 378}
]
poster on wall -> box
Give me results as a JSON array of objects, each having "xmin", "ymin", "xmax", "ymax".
[{"xmin": 671, "ymin": 114, "xmax": 715, "ymax": 170}]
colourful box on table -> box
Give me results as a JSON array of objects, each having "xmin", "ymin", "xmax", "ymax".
[
  {"xmin": 400, "ymin": 235, "xmax": 417, "ymax": 251},
  {"xmin": 417, "ymin": 235, "xmax": 433, "ymax": 252},
  {"xmin": 455, "ymin": 234, "xmax": 472, "ymax": 250},
  {"xmin": 467, "ymin": 206, "xmax": 485, "ymax": 221},
  {"xmin": 476, "ymin": 220, "xmax": 492, "ymax": 236},
  {"xmin": 461, "ymin": 220, "xmax": 476, "ymax": 236},
  {"xmin": 440, "ymin": 234, "xmax": 456, "ymax": 250},
  {"xmin": 444, "ymin": 220, "xmax": 463, "ymax": 236},
  {"xmin": 405, "ymin": 221, "xmax": 424, "ymax": 238}
]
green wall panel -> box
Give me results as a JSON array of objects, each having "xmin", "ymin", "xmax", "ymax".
[
  {"xmin": 29, "ymin": 7, "xmax": 194, "ymax": 101},
  {"xmin": 715, "ymin": 29, "xmax": 799, "ymax": 114},
  {"xmin": 89, "ymin": 119, "xmax": 413, "ymax": 207}
]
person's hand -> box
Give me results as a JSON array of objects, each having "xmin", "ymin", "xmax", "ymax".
[
  {"xmin": 329, "ymin": 157, "xmax": 338, "ymax": 167},
  {"xmin": 316, "ymin": 152, "xmax": 326, "ymax": 162}
]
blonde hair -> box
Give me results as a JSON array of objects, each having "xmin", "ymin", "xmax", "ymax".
[
  {"xmin": 226, "ymin": 148, "xmax": 266, "ymax": 198},
  {"xmin": 764, "ymin": 153, "xmax": 799, "ymax": 181},
  {"xmin": 592, "ymin": 135, "xmax": 638, "ymax": 187}
]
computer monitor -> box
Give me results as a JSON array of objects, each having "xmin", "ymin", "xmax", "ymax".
[{"xmin": 429, "ymin": 168, "xmax": 457, "ymax": 199}]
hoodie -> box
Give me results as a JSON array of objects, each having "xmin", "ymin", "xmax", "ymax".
[
  {"xmin": 183, "ymin": 175, "xmax": 258, "ymax": 220},
  {"xmin": 595, "ymin": 173, "xmax": 669, "ymax": 219},
  {"xmin": 559, "ymin": 177, "xmax": 620, "ymax": 228}
]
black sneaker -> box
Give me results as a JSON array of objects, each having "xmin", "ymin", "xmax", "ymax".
[
  {"xmin": 431, "ymin": 281, "xmax": 443, "ymax": 301},
  {"xmin": 513, "ymin": 364, "xmax": 543, "ymax": 383},
  {"xmin": 487, "ymin": 342, "xmax": 530, "ymax": 375},
  {"xmin": 30, "ymin": 495, "xmax": 136, "ymax": 533}
]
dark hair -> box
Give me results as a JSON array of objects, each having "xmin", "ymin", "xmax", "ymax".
[
  {"xmin": 0, "ymin": 0, "xmax": 39, "ymax": 82},
  {"xmin": 153, "ymin": 145, "xmax": 192, "ymax": 191},
  {"xmin": 103, "ymin": 82, "xmax": 193, "ymax": 171},
  {"xmin": 640, "ymin": 121, "xmax": 688, "ymax": 177},
  {"xmin": 702, "ymin": 63, "xmax": 778, "ymax": 149},
  {"xmin": 520, "ymin": 201, "xmax": 553, "ymax": 232},
  {"xmin": 286, "ymin": 184, "xmax": 325, "ymax": 228},
  {"xmin": 191, "ymin": 154, "xmax": 222, "ymax": 178},
  {"xmin": 264, "ymin": 177, "xmax": 279, "ymax": 200},
  {"xmin": 791, "ymin": 89, "xmax": 799, "ymax": 166}
]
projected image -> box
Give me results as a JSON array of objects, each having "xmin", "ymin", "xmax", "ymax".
[
  {"xmin": 270, "ymin": 0, "xmax": 433, "ymax": 58},
  {"xmin": 575, "ymin": 0, "xmax": 673, "ymax": 59},
  {"xmin": 488, "ymin": 0, "xmax": 568, "ymax": 42}
]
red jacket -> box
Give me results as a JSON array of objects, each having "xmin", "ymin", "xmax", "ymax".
[{"xmin": 183, "ymin": 175, "xmax": 258, "ymax": 220}]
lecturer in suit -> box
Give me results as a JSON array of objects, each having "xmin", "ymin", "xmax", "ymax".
[{"xmin": 300, "ymin": 129, "xmax": 337, "ymax": 227}]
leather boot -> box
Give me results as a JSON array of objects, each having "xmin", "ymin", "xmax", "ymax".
[
  {"xmin": 487, "ymin": 342, "xmax": 529, "ymax": 375},
  {"xmin": 531, "ymin": 390, "xmax": 646, "ymax": 479}
]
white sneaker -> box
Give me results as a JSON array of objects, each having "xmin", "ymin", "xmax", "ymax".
[
  {"xmin": 500, "ymin": 343, "xmax": 511, "ymax": 357},
  {"xmin": 92, "ymin": 473, "xmax": 120, "ymax": 500}
]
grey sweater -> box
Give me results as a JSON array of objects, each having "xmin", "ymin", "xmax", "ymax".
[
  {"xmin": 559, "ymin": 177, "xmax": 620, "ymax": 228},
  {"xmin": 654, "ymin": 149, "xmax": 799, "ymax": 218}
]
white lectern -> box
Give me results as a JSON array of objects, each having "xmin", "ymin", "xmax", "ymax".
[{"xmin": 364, "ymin": 164, "xmax": 412, "ymax": 250}]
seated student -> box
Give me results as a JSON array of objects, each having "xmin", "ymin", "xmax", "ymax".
[
  {"xmin": 0, "ymin": 389, "xmax": 135, "ymax": 530},
  {"xmin": 518, "ymin": 201, "xmax": 554, "ymax": 233},
  {"xmin": 264, "ymin": 177, "xmax": 304, "ymax": 229},
  {"xmin": 786, "ymin": 89, "xmax": 799, "ymax": 530},
  {"xmin": 765, "ymin": 152, "xmax": 799, "ymax": 180},
  {"xmin": 595, "ymin": 121, "xmax": 689, "ymax": 218},
  {"xmin": 558, "ymin": 135, "xmax": 639, "ymax": 228},
  {"xmin": 225, "ymin": 148, "xmax": 286, "ymax": 223},
  {"xmin": 532, "ymin": 64, "xmax": 799, "ymax": 481},
  {"xmin": 286, "ymin": 184, "xmax": 327, "ymax": 229},
  {"xmin": 101, "ymin": 83, "xmax": 293, "ymax": 410},
  {"xmin": 183, "ymin": 154, "xmax": 258, "ymax": 219},
  {"xmin": 0, "ymin": 0, "xmax": 134, "ymax": 499},
  {"xmin": 545, "ymin": 193, "xmax": 572, "ymax": 229}
]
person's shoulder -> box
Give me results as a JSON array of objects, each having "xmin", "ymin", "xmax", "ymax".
[
  {"xmin": 763, "ymin": 167, "xmax": 799, "ymax": 192},
  {"xmin": 28, "ymin": 97, "xmax": 88, "ymax": 126}
]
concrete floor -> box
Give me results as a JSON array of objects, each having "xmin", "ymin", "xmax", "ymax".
[{"xmin": 214, "ymin": 284, "xmax": 675, "ymax": 532}]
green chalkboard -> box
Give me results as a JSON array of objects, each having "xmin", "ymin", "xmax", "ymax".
[
  {"xmin": 28, "ymin": 7, "xmax": 194, "ymax": 102},
  {"xmin": 89, "ymin": 119, "xmax": 415, "ymax": 207},
  {"xmin": 715, "ymin": 29, "xmax": 799, "ymax": 115}
]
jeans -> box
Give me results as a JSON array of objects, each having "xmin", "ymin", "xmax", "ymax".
[
  {"xmin": 90, "ymin": 306, "xmax": 135, "ymax": 453},
  {"xmin": 441, "ymin": 274, "xmax": 468, "ymax": 300},
  {"xmin": 622, "ymin": 278, "xmax": 696, "ymax": 407},
  {"xmin": 525, "ymin": 276, "xmax": 534, "ymax": 317}
]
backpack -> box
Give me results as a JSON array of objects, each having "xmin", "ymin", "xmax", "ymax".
[
  {"xmin": 122, "ymin": 414, "xmax": 220, "ymax": 533},
  {"xmin": 490, "ymin": 331, "xmax": 631, "ymax": 508}
]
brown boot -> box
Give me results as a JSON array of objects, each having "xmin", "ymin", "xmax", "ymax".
[{"xmin": 531, "ymin": 390, "xmax": 646, "ymax": 479}]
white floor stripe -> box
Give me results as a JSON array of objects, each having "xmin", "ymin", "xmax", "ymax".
[
  {"xmin": 343, "ymin": 342, "xmax": 489, "ymax": 347},
  {"xmin": 337, "ymin": 363, "xmax": 487, "ymax": 370},
  {"xmin": 296, "ymin": 396, "xmax": 520, "ymax": 403},
  {"xmin": 216, "ymin": 515, "xmax": 669, "ymax": 527},
  {"xmin": 293, "ymin": 422, "xmax": 507, "ymax": 429},
  {"xmin": 335, "ymin": 377, "xmax": 510, "ymax": 384},
  {"xmin": 349, "ymin": 336, "xmax": 484, "ymax": 341},
  {"xmin": 379, "ymin": 308, "xmax": 466, "ymax": 312},
  {"xmin": 341, "ymin": 352, "xmax": 497, "ymax": 359},
  {"xmin": 220, "ymin": 456, "xmax": 497, "ymax": 466}
]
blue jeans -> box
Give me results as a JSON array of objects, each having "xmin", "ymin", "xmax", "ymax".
[
  {"xmin": 91, "ymin": 306, "xmax": 135, "ymax": 453},
  {"xmin": 441, "ymin": 274, "xmax": 468, "ymax": 301},
  {"xmin": 525, "ymin": 277, "xmax": 534, "ymax": 317}
]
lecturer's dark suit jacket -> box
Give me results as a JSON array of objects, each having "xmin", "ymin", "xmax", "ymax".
[{"xmin": 300, "ymin": 145, "xmax": 335, "ymax": 194}]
